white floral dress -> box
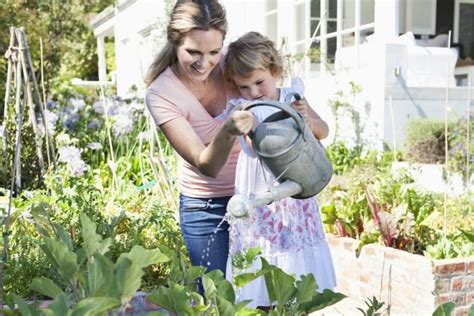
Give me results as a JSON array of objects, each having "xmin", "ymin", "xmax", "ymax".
[{"xmin": 225, "ymin": 78, "xmax": 337, "ymax": 308}]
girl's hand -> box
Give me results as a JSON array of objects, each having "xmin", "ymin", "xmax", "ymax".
[{"xmin": 291, "ymin": 98, "xmax": 310, "ymax": 123}]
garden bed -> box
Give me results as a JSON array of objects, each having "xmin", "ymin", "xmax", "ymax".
[{"xmin": 327, "ymin": 234, "xmax": 474, "ymax": 315}]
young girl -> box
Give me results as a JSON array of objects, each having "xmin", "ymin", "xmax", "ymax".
[{"xmin": 223, "ymin": 32, "xmax": 337, "ymax": 309}]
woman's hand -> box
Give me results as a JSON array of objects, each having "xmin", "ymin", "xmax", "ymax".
[{"xmin": 223, "ymin": 110, "xmax": 256, "ymax": 136}]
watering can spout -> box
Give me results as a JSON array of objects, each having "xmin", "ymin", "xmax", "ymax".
[{"xmin": 227, "ymin": 180, "xmax": 303, "ymax": 218}]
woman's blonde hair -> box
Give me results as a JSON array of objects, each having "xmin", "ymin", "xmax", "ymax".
[
  {"xmin": 224, "ymin": 32, "xmax": 283, "ymax": 87},
  {"xmin": 145, "ymin": 0, "xmax": 227, "ymax": 86}
]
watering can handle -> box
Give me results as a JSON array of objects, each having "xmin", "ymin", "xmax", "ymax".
[{"xmin": 242, "ymin": 96, "xmax": 306, "ymax": 139}]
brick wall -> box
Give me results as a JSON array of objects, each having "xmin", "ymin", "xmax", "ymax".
[
  {"xmin": 434, "ymin": 258, "xmax": 474, "ymax": 316},
  {"xmin": 327, "ymin": 235, "xmax": 474, "ymax": 315}
]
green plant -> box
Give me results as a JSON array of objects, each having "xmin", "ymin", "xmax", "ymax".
[
  {"xmin": 432, "ymin": 302, "xmax": 455, "ymax": 316},
  {"xmin": 357, "ymin": 296, "xmax": 384, "ymax": 316},
  {"xmin": 404, "ymin": 118, "xmax": 473, "ymax": 181},
  {"xmin": 2, "ymin": 213, "xmax": 169, "ymax": 314},
  {"xmin": 234, "ymin": 257, "xmax": 346, "ymax": 315},
  {"xmin": 328, "ymin": 81, "xmax": 363, "ymax": 144},
  {"xmin": 321, "ymin": 159, "xmax": 474, "ymax": 259}
]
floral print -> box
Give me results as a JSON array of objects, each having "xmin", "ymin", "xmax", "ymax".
[{"xmin": 229, "ymin": 195, "xmax": 326, "ymax": 256}]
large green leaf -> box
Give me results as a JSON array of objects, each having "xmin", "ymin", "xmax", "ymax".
[
  {"xmin": 52, "ymin": 223, "xmax": 73, "ymax": 251},
  {"xmin": 87, "ymin": 254, "xmax": 114, "ymax": 296},
  {"xmin": 432, "ymin": 302, "xmax": 455, "ymax": 316},
  {"xmin": 46, "ymin": 293, "xmax": 70, "ymax": 316},
  {"xmin": 114, "ymin": 257, "xmax": 144, "ymax": 304},
  {"xmin": 298, "ymin": 289, "xmax": 346, "ymax": 313},
  {"xmin": 233, "ymin": 259, "xmax": 275, "ymax": 288},
  {"xmin": 147, "ymin": 285, "xmax": 193, "ymax": 315},
  {"xmin": 216, "ymin": 296, "xmax": 235, "ymax": 315},
  {"xmin": 185, "ymin": 266, "xmax": 206, "ymax": 284},
  {"xmin": 43, "ymin": 237, "xmax": 79, "ymax": 283},
  {"xmin": 202, "ymin": 274, "xmax": 217, "ymax": 300},
  {"xmin": 217, "ymin": 279, "xmax": 236, "ymax": 303},
  {"xmin": 118, "ymin": 245, "xmax": 169, "ymax": 268},
  {"xmin": 295, "ymin": 274, "xmax": 318, "ymax": 304},
  {"xmin": 30, "ymin": 277, "xmax": 64, "ymax": 299},
  {"xmin": 261, "ymin": 258, "xmax": 296, "ymax": 306},
  {"xmin": 203, "ymin": 269, "xmax": 235, "ymax": 303},
  {"xmin": 70, "ymin": 297, "xmax": 120, "ymax": 316},
  {"xmin": 10, "ymin": 294, "xmax": 40, "ymax": 316},
  {"xmin": 235, "ymin": 304, "xmax": 265, "ymax": 316},
  {"xmin": 80, "ymin": 213, "xmax": 111, "ymax": 257}
]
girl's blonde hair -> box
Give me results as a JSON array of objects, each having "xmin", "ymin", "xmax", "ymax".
[
  {"xmin": 145, "ymin": 0, "xmax": 227, "ymax": 86},
  {"xmin": 224, "ymin": 32, "xmax": 283, "ymax": 87}
]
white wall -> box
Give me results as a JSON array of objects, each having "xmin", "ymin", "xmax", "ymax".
[
  {"xmin": 221, "ymin": 0, "xmax": 267, "ymax": 44},
  {"xmin": 114, "ymin": 0, "xmax": 166, "ymax": 95}
]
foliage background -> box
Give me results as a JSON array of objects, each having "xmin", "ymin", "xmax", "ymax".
[{"xmin": 0, "ymin": 0, "xmax": 115, "ymax": 116}]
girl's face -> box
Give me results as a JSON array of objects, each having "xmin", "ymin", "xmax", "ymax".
[
  {"xmin": 233, "ymin": 69, "xmax": 278, "ymax": 101},
  {"xmin": 176, "ymin": 29, "xmax": 223, "ymax": 82}
]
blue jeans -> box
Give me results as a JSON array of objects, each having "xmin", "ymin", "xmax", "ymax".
[{"xmin": 179, "ymin": 194, "xmax": 230, "ymax": 277}]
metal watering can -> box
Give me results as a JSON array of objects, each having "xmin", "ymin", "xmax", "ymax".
[{"xmin": 227, "ymin": 94, "xmax": 333, "ymax": 218}]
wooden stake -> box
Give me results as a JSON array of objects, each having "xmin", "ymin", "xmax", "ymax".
[
  {"xmin": 443, "ymin": 31, "xmax": 452, "ymax": 235},
  {"xmin": 18, "ymin": 27, "xmax": 56, "ymax": 167},
  {"xmin": 467, "ymin": 79, "xmax": 471, "ymax": 185},
  {"xmin": 16, "ymin": 29, "xmax": 46, "ymax": 176},
  {"xmin": 40, "ymin": 37, "xmax": 52, "ymax": 167}
]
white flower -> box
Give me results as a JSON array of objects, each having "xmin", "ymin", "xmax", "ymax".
[
  {"xmin": 87, "ymin": 142, "xmax": 103, "ymax": 150},
  {"xmin": 69, "ymin": 98, "xmax": 86, "ymax": 111},
  {"xmin": 112, "ymin": 114, "xmax": 134, "ymax": 137},
  {"xmin": 58, "ymin": 146, "xmax": 81, "ymax": 163},
  {"xmin": 92, "ymin": 100, "xmax": 105, "ymax": 114},
  {"xmin": 56, "ymin": 133, "xmax": 72, "ymax": 146},
  {"xmin": 58, "ymin": 146, "xmax": 88, "ymax": 177}
]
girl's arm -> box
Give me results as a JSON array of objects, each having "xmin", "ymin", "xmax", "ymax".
[
  {"xmin": 291, "ymin": 98, "xmax": 329, "ymax": 140},
  {"xmin": 159, "ymin": 110, "xmax": 255, "ymax": 178}
]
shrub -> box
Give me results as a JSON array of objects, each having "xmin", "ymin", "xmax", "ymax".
[{"xmin": 404, "ymin": 118, "xmax": 473, "ymax": 179}]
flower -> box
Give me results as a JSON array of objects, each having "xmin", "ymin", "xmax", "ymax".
[
  {"xmin": 56, "ymin": 133, "xmax": 72, "ymax": 146},
  {"xmin": 87, "ymin": 118, "xmax": 102, "ymax": 129},
  {"xmin": 87, "ymin": 142, "xmax": 103, "ymax": 150},
  {"xmin": 69, "ymin": 98, "xmax": 86, "ymax": 111},
  {"xmin": 112, "ymin": 114, "xmax": 134, "ymax": 137},
  {"xmin": 58, "ymin": 146, "xmax": 88, "ymax": 177},
  {"xmin": 47, "ymin": 100, "xmax": 57, "ymax": 109},
  {"xmin": 42, "ymin": 109, "xmax": 58, "ymax": 135}
]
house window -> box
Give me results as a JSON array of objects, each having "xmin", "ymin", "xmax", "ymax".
[
  {"xmin": 311, "ymin": 0, "xmax": 338, "ymax": 63},
  {"xmin": 454, "ymin": 0, "xmax": 474, "ymax": 59}
]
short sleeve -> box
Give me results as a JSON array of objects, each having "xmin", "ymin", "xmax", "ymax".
[{"xmin": 145, "ymin": 85, "xmax": 184, "ymax": 126}]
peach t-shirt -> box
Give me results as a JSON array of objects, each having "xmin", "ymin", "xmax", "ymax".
[{"xmin": 145, "ymin": 66, "xmax": 240, "ymax": 198}]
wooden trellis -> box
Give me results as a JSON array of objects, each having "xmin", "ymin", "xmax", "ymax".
[{"xmin": 1, "ymin": 26, "xmax": 56, "ymax": 306}]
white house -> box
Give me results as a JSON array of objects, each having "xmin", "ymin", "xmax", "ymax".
[{"xmin": 90, "ymin": 0, "xmax": 474, "ymax": 149}]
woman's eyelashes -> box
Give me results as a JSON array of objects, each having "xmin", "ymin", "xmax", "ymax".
[{"xmin": 186, "ymin": 49, "xmax": 220, "ymax": 56}]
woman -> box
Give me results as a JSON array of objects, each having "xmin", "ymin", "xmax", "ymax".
[{"xmin": 145, "ymin": 0, "xmax": 253, "ymax": 276}]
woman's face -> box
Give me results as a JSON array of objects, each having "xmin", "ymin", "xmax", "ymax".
[
  {"xmin": 176, "ymin": 29, "xmax": 224, "ymax": 82},
  {"xmin": 233, "ymin": 69, "xmax": 278, "ymax": 101}
]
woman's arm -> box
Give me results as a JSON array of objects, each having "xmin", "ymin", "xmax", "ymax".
[{"xmin": 159, "ymin": 110, "xmax": 255, "ymax": 178}]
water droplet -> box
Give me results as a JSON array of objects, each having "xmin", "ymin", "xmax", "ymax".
[{"xmin": 207, "ymin": 261, "xmax": 211, "ymax": 266}]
